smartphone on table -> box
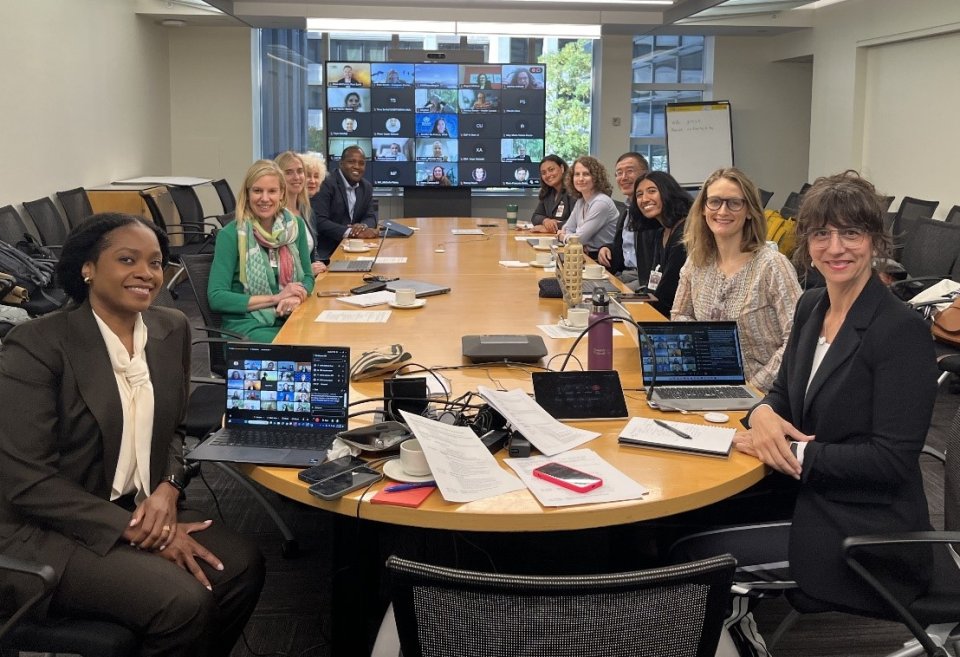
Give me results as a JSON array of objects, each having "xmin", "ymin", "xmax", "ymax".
[
  {"xmin": 298, "ymin": 455, "xmax": 368, "ymax": 485},
  {"xmin": 532, "ymin": 462, "xmax": 603, "ymax": 493},
  {"xmin": 308, "ymin": 466, "xmax": 383, "ymax": 501}
]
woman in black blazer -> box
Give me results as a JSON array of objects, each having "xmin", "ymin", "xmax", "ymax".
[
  {"xmin": 0, "ymin": 214, "xmax": 264, "ymax": 657},
  {"xmin": 678, "ymin": 172, "xmax": 937, "ymax": 656},
  {"xmin": 530, "ymin": 154, "xmax": 572, "ymax": 233}
]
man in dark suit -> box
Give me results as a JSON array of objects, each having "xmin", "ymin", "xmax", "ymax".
[{"xmin": 310, "ymin": 145, "xmax": 380, "ymax": 262}]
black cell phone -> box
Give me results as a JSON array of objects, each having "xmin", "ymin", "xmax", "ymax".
[
  {"xmin": 298, "ymin": 455, "xmax": 368, "ymax": 485},
  {"xmin": 307, "ymin": 466, "xmax": 383, "ymax": 501},
  {"xmin": 350, "ymin": 281, "xmax": 387, "ymax": 295}
]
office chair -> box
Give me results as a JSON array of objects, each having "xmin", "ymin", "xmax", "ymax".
[
  {"xmin": 779, "ymin": 191, "xmax": 802, "ymax": 219},
  {"xmin": 0, "ymin": 205, "xmax": 35, "ymax": 247},
  {"xmin": 140, "ymin": 191, "xmax": 217, "ymax": 298},
  {"xmin": 885, "ymin": 217, "xmax": 960, "ymax": 300},
  {"xmin": 890, "ymin": 197, "xmax": 940, "ymax": 242},
  {"xmin": 211, "ymin": 178, "xmax": 237, "ymax": 220},
  {"xmin": 758, "ymin": 188, "xmax": 774, "ymax": 208},
  {"xmin": 167, "ymin": 185, "xmax": 229, "ymax": 234},
  {"xmin": 0, "ymin": 554, "xmax": 139, "ymax": 657},
  {"xmin": 55, "ymin": 187, "xmax": 94, "ymax": 230},
  {"xmin": 945, "ymin": 205, "xmax": 960, "ymax": 225},
  {"xmin": 21, "ymin": 197, "xmax": 69, "ymax": 252},
  {"xmin": 177, "ymin": 253, "xmax": 300, "ymax": 557},
  {"xmin": 385, "ymin": 553, "xmax": 736, "ymax": 657}
]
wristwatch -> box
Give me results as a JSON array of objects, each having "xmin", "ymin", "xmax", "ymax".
[{"xmin": 161, "ymin": 474, "xmax": 186, "ymax": 493}]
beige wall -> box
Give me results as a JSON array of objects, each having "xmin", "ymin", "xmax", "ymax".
[
  {"xmin": 0, "ymin": 0, "xmax": 172, "ymax": 208},
  {"xmin": 712, "ymin": 36, "xmax": 812, "ymax": 208},
  {"xmin": 168, "ymin": 26, "xmax": 254, "ymax": 213}
]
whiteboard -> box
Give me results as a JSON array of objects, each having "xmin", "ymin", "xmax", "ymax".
[{"xmin": 665, "ymin": 101, "xmax": 734, "ymax": 187}]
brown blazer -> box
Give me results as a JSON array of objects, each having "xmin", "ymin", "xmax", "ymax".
[{"xmin": 0, "ymin": 301, "xmax": 191, "ymax": 615}]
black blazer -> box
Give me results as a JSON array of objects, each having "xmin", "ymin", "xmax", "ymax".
[
  {"xmin": 646, "ymin": 220, "xmax": 686, "ymax": 316},
  {"xmin": 753, "ymin": 276, "xmax": 937, "ymax": 614},
  {"xmin": 0, "ymin": 302, "xmax": 190, "ymax": 616},
  {"xmin": 604, "ymin": 203, "xmax": 659, "ymax": 277},
  {"xmin": 310, "ymin": 171, "xmax": 377, "ymax": 262},
  {"xmin": 531, "ymin": 186, "xmax": 573, "ymax": 226}
]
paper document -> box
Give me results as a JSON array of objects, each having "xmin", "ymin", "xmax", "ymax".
[
  {"xmin": 538, "ymin": 325, "xmax": 623, "ymax": 340},
  {"xmin": 400, "ymin": 411, "xmax": 524, "ymax": 503},
  {"xmin": 112, "ymin": 176, "xmax": 212, "ymax": 186},
  {"xmin": 499, "ymin": 260, "xmax": 531, "ymax": 268},
  {"xmin": 315, "ymin": 310, "xmax": 391, "ymax": 323},
  {"xmin": 451, "ymin": 228, "xmax": 484, "ymax": 235},
  {"xmin": 618, "ymin": 417, "xmax": 734, "ymax": 457},
  {"xmin": 504, "ymin": 449, "xmax": 648, "ymax": 507},
  {"xmin": 477, "ymin": 386, "xmax": 599, "ymax": 456},
  {"xmin": 336, "ymin": 291, "xmax": 394, "ymax": 307}
]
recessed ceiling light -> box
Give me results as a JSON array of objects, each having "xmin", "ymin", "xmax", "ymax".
[{"xmin": 160, "ymin": 19, "xmax": 187, "ymax": 28}]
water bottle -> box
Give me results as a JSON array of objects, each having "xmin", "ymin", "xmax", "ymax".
[{"xmin": 587, "ymin": 289, "xmax": 613, "ymax": 370}]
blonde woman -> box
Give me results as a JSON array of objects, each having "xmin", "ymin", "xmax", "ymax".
[
  {"xmin": 671, "ymin": 167, "xmax": 801, "ymax": 392},
  {"xmin": 208, "ymin": 160, "xmax": 314, "ymax": 342},
  {"xmin": 300, "ymin": 153, "xmax": 327, "ymax": 200}
]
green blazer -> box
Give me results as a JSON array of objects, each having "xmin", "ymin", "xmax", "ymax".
[{"xmin": 0, "ymin": 302, "xmax": 190, "ymax": 616}]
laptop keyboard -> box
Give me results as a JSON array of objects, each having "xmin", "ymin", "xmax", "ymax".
[
  {"xmin": 656, "ymin": 386, "xmax": 753, "ymax": 400},
  {"xmin": 333, "ymin": 260, "xmax": 371, "ymax": 271},
  {"xmin": 211, "ymin": 430, "xmax": 335, "ymax": 451}
]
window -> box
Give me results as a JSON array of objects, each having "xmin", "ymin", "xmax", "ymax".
[{"xmin": 630, "ymin": 35, "xmax": 712, "ymax": 171}]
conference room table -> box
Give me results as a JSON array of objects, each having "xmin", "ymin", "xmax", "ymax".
[{"xmin": 237, "ymin": 216, "xmax": 766, "ymax": 655}]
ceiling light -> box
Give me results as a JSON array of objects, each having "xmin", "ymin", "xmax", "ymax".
[{"xmin": 457, "ymin": 22, "xmax": 601, "ymax": 38}]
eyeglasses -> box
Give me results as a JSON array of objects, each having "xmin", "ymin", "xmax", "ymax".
[
  {"xmin": 705, "ymin": 197, "xmax": 746, "ymax": 212},
  {"xmin": 809, "ymin": 227, "xmax": 868, "ymax": 246}
]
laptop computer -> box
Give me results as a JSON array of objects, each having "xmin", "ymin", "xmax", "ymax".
[
  {"xmin": 532, "ymin": 370, "xmax": 629, "ymax": 420},
  {"xmin": 327, "ymin": 235, "xmax": 386, "ymax": 272},
  {"xmin": 187, "ymin": 342, "xmax": 350, "ymax": 467},
  {"xmin": 636, "ymin": 321, "xmax": 763, "ymax": 411},
  {"xmin": 385, "ymin": 279, "xmax": 451, "ymax": 297}
]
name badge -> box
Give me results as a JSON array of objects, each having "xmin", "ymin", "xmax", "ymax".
[
  {"xmin": 647, "ymin": 265, "xmax": 662, "ymax": 292},
  {"xmin": 554, "ymin": 201, "xmax": 565, "ymax": 218},
  {"xmin": 269, "ymin": 248, "xmax": 279, "ymax": 268}
]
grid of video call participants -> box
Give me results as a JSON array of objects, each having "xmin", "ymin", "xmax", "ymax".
[
  {"xmin": 325, "ymin": 62, "xmax": 547, "ymax": 188},
  {"xmin": 641, "ymin": 334, "xmax": 700, "ymax": 375},
  {"xmin": 227, "ymin": 359, "xmax": 314, "ymax": 412}
]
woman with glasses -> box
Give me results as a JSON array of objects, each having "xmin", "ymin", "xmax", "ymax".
[
  {"xmin": 673, "ymin": 171, "xmax": 937, "ymax": 657},
  {"xmin": 672, "ymin": 167, "xmax": 801, "ymax": 393}
]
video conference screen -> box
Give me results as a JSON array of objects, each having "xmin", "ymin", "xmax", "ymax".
[{"xmin": 325, "ymin": 62, "xmax": 547, "ymax": 189}]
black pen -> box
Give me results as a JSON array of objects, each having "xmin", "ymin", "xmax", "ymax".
[{"xmin": 654, "ymin": 419, "xmax": 693, "ymax": 440}]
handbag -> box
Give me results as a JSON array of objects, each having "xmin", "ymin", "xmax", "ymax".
[{"xmin": 931, "ymin": 298, "xmax": 960, "ymax": 347}]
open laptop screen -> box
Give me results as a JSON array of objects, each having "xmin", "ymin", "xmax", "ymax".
[
  {"xmin": 637, "ymin": 321, "xmax": 748, "ymax": 386},
  {"xmin": 224, "ymin": 343, "xmax": 350, "ymax": 431}
]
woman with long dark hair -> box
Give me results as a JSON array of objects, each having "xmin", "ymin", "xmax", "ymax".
[{"xmin": 530, "ymin": 154, "xmax": 572, "ymax": 233}]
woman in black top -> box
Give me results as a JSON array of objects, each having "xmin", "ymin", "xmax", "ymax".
[{"xmin": 531, "ymin": 155, "xmax": 573, "ymax": 233}]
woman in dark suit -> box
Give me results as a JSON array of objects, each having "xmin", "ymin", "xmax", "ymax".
[
  {"xmin": 677, "ymin": 171, "xmax": 937, "ymax": 656},
  {"xmin": 0, "ymin": 214, "xmax": 264, "ymax": 657},
  {"xmin": 530, "ymin": 154, "xmax": 572, "ymax": 233}
]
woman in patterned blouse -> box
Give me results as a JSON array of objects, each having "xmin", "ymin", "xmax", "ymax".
[{"xmin": 672, "ymin": 167, "xmax": 801, "ymax": 393}]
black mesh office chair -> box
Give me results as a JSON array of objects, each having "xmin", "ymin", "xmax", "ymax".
[
  {"xmin": 0, "ymin": 205, "xmax": 35, "ymax": 246},
  {"xmin": 22, "ymin": 197, "xmax": 69, "ymax": 252},
  {"xmin": 55, "ymin": 187, "xmax": 94, "ymax": 230},
  {"xmin": 177, "ymin": 253, "xmax": 299, "ymax": 557},
  {"xmin": 386, "ymin": 554, "xmax": 736, "ymax": 657},
  {"xmin": 167, "ymin": 185, "xmax": 228, "ymax": 234},
  {"xmin": 885, "ymin": 217, "xmax": 960, "ymax": 300},
  {"xmin": 890, "ymin": 197, "xmax": 940, "ymax": 241},
  {"xmin": 779, "ymin": 191, "xmax": 802, "ymax": 219},
  {"xmin": 211, "ymin": 179, "xmax": 237, "ymax": 220},
  {"xmin": 758, "ymin": 188, "xmax": 774, "ymax": 209},
  {"xmin": 945, "ymin": 205, "xmax": 960, "ymax": 225},
  {"xmin": 140, "ymin": 191, "xmax": 217, "ymax": 298},
  {"xmin": 0, "ymin": 557, "xmax": 138, "ymax": 657}
]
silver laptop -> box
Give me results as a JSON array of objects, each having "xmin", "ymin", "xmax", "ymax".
[
  {"xmin": 637, "ymin": 321, "xmax": 763, "ymax": 411},
  {"xmin": 327, "ymin": 235, "xmax": 386, "ymax": 272},
  {"xmin": 187, "ymin": 343, "xmax": 350, "ymax": 467},
  {"xmin": 385, "ymin": 279, "xmax": 451, "ymax": 297}
]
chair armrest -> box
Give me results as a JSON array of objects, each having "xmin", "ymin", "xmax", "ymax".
[
  {"xmin": 192, "ymin": 327, "xmax": 246, "ymax": 340},
  {"xmin": 843, "ymin": 531, "xmax": 960, "ymax": 552},
  {"xmin": 190, "ymin": 376, "xmax": 225, "ymax": 386},
  {"xmin": 0, "ymin": 555, "xmax": 57, "ymax": 641},
  {"xmin": 890, "ymin": 275, "xmax": 948, "ymax": 292},
  {"xmin": 921, "ymin": 444, "xmax": 946, "ymax": 463}
]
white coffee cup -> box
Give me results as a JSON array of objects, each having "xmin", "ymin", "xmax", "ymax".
[
  {"xmin": 393, "ymin": 288, "xmax": 417, "ymax": 307},
  {"xmin": 347, "ymin": 238, "xmax": 364, "ymax": 250},
  {"xmin": 538, "ymin": 237, "xmax": 553, "ymax": 248},
  {"xmin": 400, "ymin": 439, "xmax": 431, "ymax": 477},
  {"xmin": 584, "ymin": 264, "xmax": 604, "ymax": 278},
  {"xmin": 535, "ymin": 251, "xmax": 552, "ymax": 266},
  {"xmin": 566, "ymin": 307, "xmax": 589, "ymax": 329}
]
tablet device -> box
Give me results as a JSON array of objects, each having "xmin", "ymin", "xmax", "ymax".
[{"xmin": 532, "ymin": 370, "xmax": 629, "ymax": 420}]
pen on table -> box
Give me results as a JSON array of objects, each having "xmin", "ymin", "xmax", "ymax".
[
  {"xmin": 654, "ymin": 419, "xmax": 693, "ymax": 440},
  {"xmin": 384, "ymin": 481, "xmax": 437, "ymax": 492}
]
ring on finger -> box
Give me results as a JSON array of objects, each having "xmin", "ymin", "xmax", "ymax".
[{"xmin": 161, "ymin": 525, "xmax": 171, "ymax": 533}]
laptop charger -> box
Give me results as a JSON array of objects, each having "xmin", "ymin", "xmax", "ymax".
[{"xmin": 479, "ymin": 429, "xmax": 510, "ymax": 454}]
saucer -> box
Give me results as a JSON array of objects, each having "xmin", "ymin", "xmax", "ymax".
[
  {"xmin": 343, "ymin": 246, "xmax": 371, "ymax": 253},
  {"xmin": 532, "ymin": 244, "xmax": 554, "ymax": 251},
  {"xmin": 389, "ymin": 299, "xmax": 426, "ymax": 309},
  {"xmin": 558, "ymin": 319, "xmax": 588, "ymax": 332},
  {"xmin": 529, "ymin": 260, "xmax": 554, "ymax": 268},
  {"xmin": 582, "ymin": 272, "xmax": 606, "ymax": 280},
  {"xmin": 383, "ymin": 459, "xmax": 433, "ymax": 483}
]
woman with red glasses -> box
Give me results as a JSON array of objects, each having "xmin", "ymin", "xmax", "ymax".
[{"xmin": 672, "ymin": 167, "xmax": 801, "ymax": 393}]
